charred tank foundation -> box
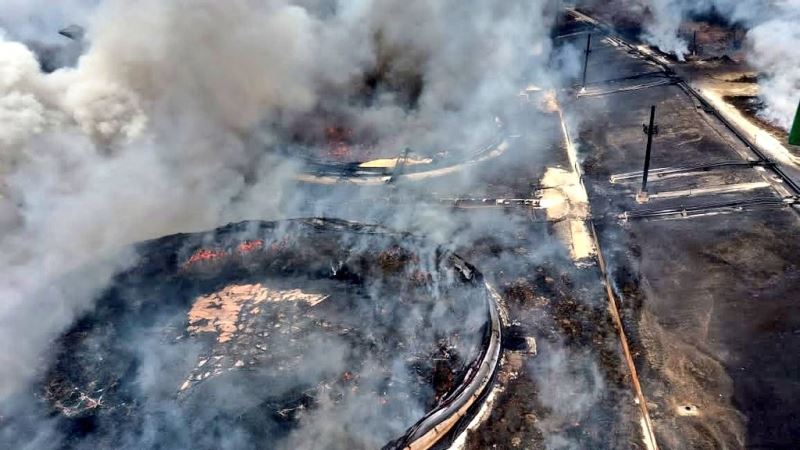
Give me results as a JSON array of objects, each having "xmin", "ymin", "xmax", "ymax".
[{"xmin": 21, "ymin": 219, "xmax": 500, "ymax": 449}]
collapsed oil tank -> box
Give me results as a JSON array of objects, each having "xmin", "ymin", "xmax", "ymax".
[
  {"xmin": 272, "ymin": 108, "xmax": 512, "ymax": 185},
  {"xmin": 18, "ymin": 219, "xmax": 498, "ymax": 449}
]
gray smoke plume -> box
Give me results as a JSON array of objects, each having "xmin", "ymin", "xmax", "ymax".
[
  {"xmin": 635, "ymin": 0, "xmax": 800, "ymax": 130},
  {"xmin": 0, "ymin": 0, "xmax": 96, "ymax": 70},
  {"xmin": 575, "ymin": 0, "xmax": 799, "ymax": 131},
  {"xmin": 746, "ymin": 10, "xmax": 800, "ymax": 130},
  {"xmin": 529, "ymin": 343, "xmax": 605, "ymax": 450},
  {"xmin": 0, "ymin": 1, "xmax": 97, "ymax": 43},
  {"xmin": 0, "ymin": 2, "xmax": 573, "ymax": 448},
  {"xmin": 638, "ymin": 0, "xmax": 758, "ymax": 59}
]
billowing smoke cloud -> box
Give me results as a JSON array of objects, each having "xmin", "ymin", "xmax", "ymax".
[
  {"xmin": 636, "ymin": 0, "xmax": 800, "ymax": 130},
  {"xmin": 0, "ymin": 1, "xmax": 98, "ymax": 43},
  {"xmin": 530, "ymin": 343, "xmax": 605, "ymax": 449},
  {"xmin": 641, "ymin": 0, "xmax": 692, "ymax": 58},
  {"xmin": 638, "ymin": 0, "xmax": 759, "ymax": 59},
  {"xmin": 0, "ymin": 0, "xmax": 97, "ymax": 70},
  {"xmin": 747, "ymin": 11, "xmax": 800, "ymax": 130},
  {"xmin": 0, "ymin": 0, "xmax": 565, "ymax": 438},
  {"xmin": 576, "ymin": 0, "xmax": 799, "ymax": 131}
]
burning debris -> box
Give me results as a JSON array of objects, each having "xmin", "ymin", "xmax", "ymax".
[
  {"xmin": 183, "ymin": 248, "xmax": 229, "ymax": 267},
  {"xmin": 286, "ymin": 112, "xmax": 510, "ymax": 184},
  {"xmin": 182, "ymin": 239, "xmax": 267, "ymax": 269},
  {"xmin": 0, "ymin": 1, "xmax": 710, "ymax": 449}
]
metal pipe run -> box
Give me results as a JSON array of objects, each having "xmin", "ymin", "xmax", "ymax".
[
  {"xmin": 565, "ymin": 8, "xmax": 800, "ymax": 199},
  {"xmin": 618, "ymin": 196, "xmax": 799, "ymax": 221},
  {"xmin": 609, "ymin": 159, "xmax": 774, "ymax": 183},
  {"xmin": 391, "ymin": 277, "xmax": 503, "ymax": 450}
]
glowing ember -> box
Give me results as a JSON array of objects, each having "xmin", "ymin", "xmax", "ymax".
[
  {"xmin": 236, "ymin": 240, "xmax": 264, "ymax": 255},
  {"xmin": 183, "ymin": 240, "xmax": 266, "ymax": 269},
  {"xmin": 325, "ymin": 126, "xmax": 355, "ymax": 159},
  {"xmin": 184, "ymin": 248, "xmax": 227, "ymax": 267}
]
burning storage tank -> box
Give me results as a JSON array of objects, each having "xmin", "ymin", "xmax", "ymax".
[
  {"xmin": 30, "ymin": 219, "xmax": 499, "ymax": 449},
  {"xmin": 278, "ymin": 106, "xmax": 512, "ymax": 184}
]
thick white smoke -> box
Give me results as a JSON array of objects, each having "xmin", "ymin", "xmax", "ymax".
[
  {"xmin": 637, "ymin": 0, "xmax": 800, "ymax": 130},
  {"xmin": 641, "ymin": 0, "xmax": 691, "ymax": 59},
  {"xmin": 640, "ymin": 0, "xmax": 760, "ymax": 60},
  {"xmin": 0, "ymin": 0, "xmax": 98, "ymax": 44},
  {"xmin": 747, "ymin": 11, "xmax": 800, "ymax": 130},
  {"xmin": 0, "ymin": 0, "xmax": 559, "ymax": 407}
]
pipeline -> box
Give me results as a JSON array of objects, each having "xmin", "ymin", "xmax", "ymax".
[
  {"xmin": 387, "ymin": 273, "xmax": 503, "ymax": 450},
  {"xmin": 610, "ymin": 159, "xmax": 774, "ymax": 182},
  {"xmin": 618, "ymin": 195, "xmax": 799, "ymax": 220}
]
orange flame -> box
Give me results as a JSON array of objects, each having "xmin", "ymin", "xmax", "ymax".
[
  {"xmin": 236, "ymin": 240, "xmax": 264, "ymax": 255},
  {"xmin": 183, "ymin": 239, "xmax": 266, "ymax": 269},
  {"xmin": 325, "ymin": 126, "xmax": 354, "ymax": 159},
  {"xmin": 184, "ymin": 248, "xmax": 228, "ymax": 267}
]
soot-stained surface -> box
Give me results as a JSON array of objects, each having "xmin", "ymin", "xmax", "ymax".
[{"xmin": 15, "ymin": 220, "xmax": 492, "ymax": 450}]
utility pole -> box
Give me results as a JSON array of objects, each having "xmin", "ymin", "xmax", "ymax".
[
  {"xmin": 638, "ymin": 105, "xmax": 659, "ymax": 202},
  {"xmin": 692, "ymin": 30, "xmax": 697, "ymax": 56},
  {"xmin": 582, "ymin": 33, "xmax": 592, "ymax": 89},
  {"xmin": 387, "ymin": 147, "xmax": 411, "ymax": 184}
]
